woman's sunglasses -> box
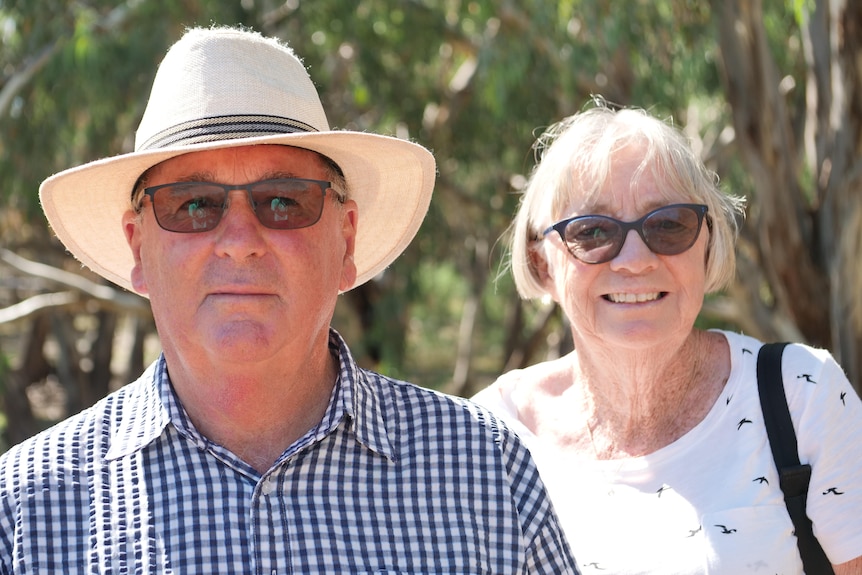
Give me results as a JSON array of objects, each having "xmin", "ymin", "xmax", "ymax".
[
  {"xmin": 542, "ymin": 203, "xmax": 709, "ymax": 264},
  {"xmin": 142, "ymin": 178, "xmax": 342, "ymax": 233}
]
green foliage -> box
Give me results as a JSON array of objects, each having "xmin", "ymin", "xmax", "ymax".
[
  {"xmin": 0, "ymin": 0, "xmax": 828, "ymax": 408},
  {"xmin": 0, "ymin": 351, "xmax": 7, "ymax": 397},
  {"xmin": 401, "ymin": 260, "xmax": 468, "ymax": 386},
  {"xmin": 0, "ymin": 353, "xmax": 8, "ymax": 453},
  {"xmin": 790, "ymin": 0, "xmax": 816, "ymax": 26},
  {"xmin": 0, "ymin": 0, "xmax": 251, "ymax": 218}
]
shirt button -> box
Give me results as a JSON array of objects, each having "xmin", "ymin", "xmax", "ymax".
[{"xmin": 261, "ymin": 477, "xmax": 276, "ymax": 495}]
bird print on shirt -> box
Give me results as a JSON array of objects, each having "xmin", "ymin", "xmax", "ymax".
[
  {"xmin": 571, "ymin": 340, "xmax": 856, "ymax": 572},
  {"xmin": 841, "ymin": 391, "xmax": 847, "ymax": 406}
]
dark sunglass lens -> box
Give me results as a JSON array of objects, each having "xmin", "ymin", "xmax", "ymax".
[
  {"xmin": 153, "ymin": 184, "xmax": 225, "ymax": 232},
  {"xmin": 643, "ymin": 206, "xmax": 701, "ymax": 255},
  {"xmin": 565, "ymin": 216, "xmax": 622, "ymax": 263},
  {"xmin": 251, "ymin": 180, "xmax": 325, "ymax": 229}
]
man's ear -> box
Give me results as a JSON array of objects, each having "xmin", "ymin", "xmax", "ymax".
[
  {"xmin": 338, "ymin": 200, "xmax": 358, "ymax": 292},
  {"xmin": 122, "ymin": 209, "xmax": 149, "ymax": 295}
]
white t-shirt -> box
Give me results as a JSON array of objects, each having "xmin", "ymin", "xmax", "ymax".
[{"xmin": 472, "ymin": 330, "xmax": 862, "ymax": 574}]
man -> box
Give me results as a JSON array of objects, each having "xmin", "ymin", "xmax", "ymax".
[{"xmin": 0, "ymin": 26, "xmax": 578, "ymax": 574}]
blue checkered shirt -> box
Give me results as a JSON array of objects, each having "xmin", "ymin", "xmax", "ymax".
[{"xmin": 0, "ymin": 329, "xmax": 577, "ymax": 574}]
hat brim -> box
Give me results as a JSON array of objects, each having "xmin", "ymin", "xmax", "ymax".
[{"xmin": 39, "ymin": 131, "xmax": 435, "ymax": 295}]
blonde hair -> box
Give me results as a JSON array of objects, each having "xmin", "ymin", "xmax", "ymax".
[{"xmin": 510, "ymin": 99, "xmax": 746, "ymax": 299}]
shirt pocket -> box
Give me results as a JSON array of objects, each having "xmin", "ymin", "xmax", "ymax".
[{"xmin": 701, "ymin": 504, "xmax": 802, "ymax": 574}]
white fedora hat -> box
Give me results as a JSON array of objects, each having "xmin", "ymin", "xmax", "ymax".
[{"xmin": 39, "ymin": 26, "xmax": 435, "ymax": 293}]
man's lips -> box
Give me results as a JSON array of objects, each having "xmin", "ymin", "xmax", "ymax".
[{"xmin": 206, "ymin": 286, "xmax": 278, "ymax": 299}]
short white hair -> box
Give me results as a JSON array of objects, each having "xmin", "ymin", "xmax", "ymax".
[{"xmin": 509, "ymin": 100, "xmax": 746, "ymax": 299}]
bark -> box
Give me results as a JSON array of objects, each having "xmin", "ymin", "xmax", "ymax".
[
  {"xmin": 446, "ymin": 237, "xmax": 490, "ymax": 398},
  {"xmin": 713, "ymin": 0, "xmax": 830, "ymax": 345},
  {"xmin": 2, "ymin": 315, "xmax": 51, "ymax": 446},
  {"xmin": 51, "ymin": 313, "xmax": 85, "ymax": 416},
  {"xmin": 805, "ymin": 0, "xmax": 862, "ymax": 386},
  {"xmin": 713, "ymin": 0, "xmax": 861, "ymax": 389},
  {"xmin": 501, "ymin": 301, "xmax": 561, "ymax": 373},
  {"xmin": 89, "ymin": 310, "xmax": 117, "ymax": 406},
  {"xmin": 125, "ymin": 315, "xmax": 149, "ymax": 384}
]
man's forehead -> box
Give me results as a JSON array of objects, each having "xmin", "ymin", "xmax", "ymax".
[{"xmin": 145, "ymin": 144, "xmax": 327, "ymax": 181}]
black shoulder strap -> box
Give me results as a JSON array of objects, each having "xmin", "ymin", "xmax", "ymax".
[{"xmin": 757, "ymin": 342, "xmax": 835, "ymax": 575}]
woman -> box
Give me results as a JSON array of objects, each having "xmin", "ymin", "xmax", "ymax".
[{"xmin": 473, "ymin": 100, "xmax": 862, "ymax": 574}]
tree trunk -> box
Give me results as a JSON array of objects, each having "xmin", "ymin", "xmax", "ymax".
[
  {"xmin": 713, "ymin": 0, "xmax": 861, "ymax": 390},
  {"xmin": 88, "ymin": 310, "xmax": 116, "ymax": 405},
  {"xmin": 2, "ymin": 314, "xmax": 51, "ymax": 446},
  {"xmin": 803, "ymin": 0, "xmax": 862, "ymax": 387}
]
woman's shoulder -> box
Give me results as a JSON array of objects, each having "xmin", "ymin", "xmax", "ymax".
[
  {"xmin": 474, "ymin": 358, "xmax": 569, "ymax": 401},
  {"xmin": 718, "ymin": 327, "xmax": 835, "ymax": 369},
  {"xmin": 714, "ymin": 329, "xmax": 850, "ymax": 417},
  {"xmin": 471, "ymin": 367, "xmax": 530, "ymax": 415},
  {"xmin": 713, "ymin": 328, "xmax": 763, "ymax": 355},
  {"xmin": 715, "ymin": 329, "xmax": 838, "ymax": 370}
]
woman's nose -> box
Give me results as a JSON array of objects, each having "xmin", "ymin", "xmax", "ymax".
[{"xmin": 608, "ymin": 228, "xmax": 658, "ymax": 272}]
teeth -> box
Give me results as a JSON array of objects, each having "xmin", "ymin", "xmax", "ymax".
[{"xmin": 607, "ymin": 292, "xmax": 661, "ymax": 303}]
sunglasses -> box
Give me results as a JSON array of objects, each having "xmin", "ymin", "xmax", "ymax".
[
  {"xmin": 142, "ymin": 178, "xmax": 341, "ymax": 233},
  {"xmin": 542, "ymin": 203, "xmax": 709, "ymax": 264}
]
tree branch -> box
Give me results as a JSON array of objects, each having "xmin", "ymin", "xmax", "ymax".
[
  {"xmin": 0, "ymin": 249, "xmax": 148, "ymax": 313},
  {"xmin": 0, "ymin": 41, "xmax": 60, "ymax": 119}
]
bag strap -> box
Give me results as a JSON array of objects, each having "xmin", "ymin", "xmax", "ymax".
[{"xmin": 757, "ymin": 342, "xmax": 835, "ymax": 574}]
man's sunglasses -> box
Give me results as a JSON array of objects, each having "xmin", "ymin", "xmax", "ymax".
[
  {"xmin": 142, "ymin": 178, "xmax": 341, "ymax": 233},
  {"xmin": 542, "ymin": 203, "xmax": 709, "ymax": 264}
]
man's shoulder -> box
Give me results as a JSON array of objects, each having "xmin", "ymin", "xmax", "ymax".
[
  {"xmin": 363, "ymin": 366, "xmax": 489, "ymax": 407},
  {"xmin": 334, "ymin": 330, "xmax": 501, "ymax": 423},
  {"xmin": 0, "ymin": 375, "xmax": 149, "ymax": 474},
  {"xmin": 357, "ymin": 367, "xmax": 519, "ymax": 446}
]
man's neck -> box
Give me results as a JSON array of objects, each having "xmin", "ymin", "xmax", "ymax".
[{"xmin": 164, "ymin": 343, "xmax": 339, "ymax": 474}]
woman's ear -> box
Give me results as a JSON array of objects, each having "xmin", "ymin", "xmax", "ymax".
[{"xmin": 528, "ymin": 242, "xmax": 552, "ymax": 286}]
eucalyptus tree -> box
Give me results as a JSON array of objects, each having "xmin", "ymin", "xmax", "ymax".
[{"xmin": 1, "ymin": 0, "xmax": 859, "ymax": 451}]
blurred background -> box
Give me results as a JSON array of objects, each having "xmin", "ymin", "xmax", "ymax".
[{"xmin": 1, "ymin": 0, "xmax": 860, "ymax": 453}]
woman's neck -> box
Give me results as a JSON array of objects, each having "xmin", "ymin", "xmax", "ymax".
[
  {"xmin": 522, "ymin": 329, "xmax": 730, "ymax": 460},
  {"xmin": 583, "ymin": 330, "xmax": 730, "ymax": 458}
]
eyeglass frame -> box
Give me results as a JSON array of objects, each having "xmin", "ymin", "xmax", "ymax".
[
  {"xmin": 541, "ymin": 203, "xmax": 710, "ymax": 264},
  {"xmin": 139, "ymin": 177, "xmax": 345, "ymax": 233}
]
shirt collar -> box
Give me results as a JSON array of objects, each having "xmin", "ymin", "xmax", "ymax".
[
  {"xmin": 105, "ymin": 328, "xmax": 395, "ymax": 462},
  {"xmin": 327, "ymin": 329, "xmax": 396, "ymax": 461},
  {"xmin": 104, "ymin": 358, "xmax": 172, "ymax": 461}
]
